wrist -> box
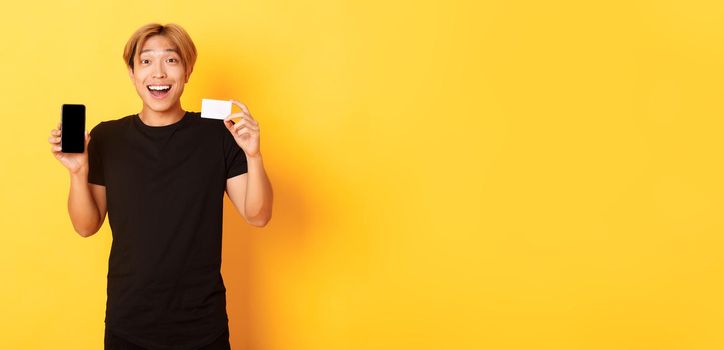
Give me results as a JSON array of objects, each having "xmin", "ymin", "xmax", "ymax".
[
  {"xmin": 245, "ymin": 151, "xmax": 262, "ymax": 160},
  {"xmin": 69, "ymin": 165, "xmax": 89, "ymax": 177}
]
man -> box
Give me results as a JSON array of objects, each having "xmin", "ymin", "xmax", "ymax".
[{"xmin": 47, "ymin": 23, "xmax": 273, "ymax": 350}]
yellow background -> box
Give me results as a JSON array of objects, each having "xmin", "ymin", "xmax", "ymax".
[{"xmin": 1, "ymin": 0, "xmax": 723, "ymax": 349}]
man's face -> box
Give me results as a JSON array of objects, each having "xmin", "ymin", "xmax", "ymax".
[{"xmin": 128, "ymin": 35, "xmax": 190, "ymax": 112}]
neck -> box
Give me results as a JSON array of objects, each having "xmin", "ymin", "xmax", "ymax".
[{"xmin": 138, "ymin": 101, "xmax": 186, "ymax": 126}]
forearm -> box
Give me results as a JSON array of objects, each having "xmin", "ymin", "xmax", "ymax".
[
  {"xmin": 67, "ymin": 167, "xmax": 101, "ymax": 237},
  {"xmin": 244, "ymin": 153, "xmax": 273, "ymax": 225}
]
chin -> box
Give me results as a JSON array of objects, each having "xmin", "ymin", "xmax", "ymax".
[{"xmin": 144, "ymin": 97, "xmax": 177, "ymax": 111}]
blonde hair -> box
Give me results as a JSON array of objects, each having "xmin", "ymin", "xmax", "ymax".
[{"xmin": 123, "ymin": 23, "xmax": 197, "ymax": 75}]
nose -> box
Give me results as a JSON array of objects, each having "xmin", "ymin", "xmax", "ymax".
[{"xmin": 152, "ymin": 61, "xmax": 166, "ymax": 79}]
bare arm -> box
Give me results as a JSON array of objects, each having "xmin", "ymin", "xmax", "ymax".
[
  {"xmin": 68, "ymin": 167, "xmax": 107, "ymax": 237},
  {"xmin": 226, "ymin": 154, "xmax": 273, "ymax": 227},
  {"xmin": 50, "ymin": 122, "xmax": 107, "ymax": 237}
]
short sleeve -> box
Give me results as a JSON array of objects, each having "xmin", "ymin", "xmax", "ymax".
[
  {"xmin": 87, "ymin": 123, "xmax": 105, "ymax": 186},
  {"xmin": 223, "ymin": 123, "xmax": 248, "ymax": 179}
]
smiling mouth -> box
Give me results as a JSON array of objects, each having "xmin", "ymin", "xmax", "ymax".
[{"xmin": 147, "ymin": 85, "xmax": 171, "ymax": 99}]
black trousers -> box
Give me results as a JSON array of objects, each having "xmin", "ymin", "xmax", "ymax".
[{"xmin": 104, "ymin": 326, "xmax": 231, "ymax": 350}]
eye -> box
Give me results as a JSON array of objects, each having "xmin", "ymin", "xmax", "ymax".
[
  {"xmin": 141, "ymin": 59, "xmax": 150, "ymax": 64},
  {"xmin": 167, "ymin": 58, "xmax": 178, "ymax": 63}
]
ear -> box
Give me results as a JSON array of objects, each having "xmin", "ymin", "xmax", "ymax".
[
  {"xmin": 128, "ymin": 66, "xmax": 134, "ymax": 81},
  {"xmin": 184, "ymin": 68, "xmax": 192, "ymax": 84}
]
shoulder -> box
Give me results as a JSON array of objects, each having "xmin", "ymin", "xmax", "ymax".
[
  {"xmin": 91, "ymin": 114, "xmax": 134, "ymax": 132},
  {"xmin": 187, "ymin": 111, "xmax": 218, "ymax": 126},
  {"xmin": 186, "ymin": 112, "xmax": 239, "ymax": 151},
  {"xmin": 186, "ymin": 111, "xmax": 228, "ymax": 134}
]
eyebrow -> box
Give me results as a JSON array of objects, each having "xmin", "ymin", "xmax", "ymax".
[{"xmin": 140, "ymin": 48, "xmax": 178, "ymax": 53}]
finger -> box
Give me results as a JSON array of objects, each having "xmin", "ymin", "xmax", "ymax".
[
  {"xmin": 223, "ymin": 119, "xmax": 234, "ymax": 131},
  {"xmin": 233, "ymin": 120, "xmax": 259, "ymax": 132},
  {"xmin": 234, "ymin": 124, "xmax": 255, "ymax": 133},
  {"xmin": 224, "ymin": 112, "xmax": 248, "ymax": 123},
  {"xmin": 51, "ymin": 145, "xmax": 62, "ymax": 152},
  {"xmin": 48, "ymin": 136, "xmax": 60, "ymax": 144},
  {"xmin": 232, "ymin": 115, "xmax": 258, "ymax": 129},
  {"xmin": 232, "ymin": 118, "xmax": 256, "ymax": 130},
  {"xmin": 241, "ymin": 115, "xmax": 258, "ymax": 125},
  {"xmin": 51, "ymin": 129, "xmax": 61, "ymax": 136},
  {"xmin": 234, "ymin": 124, "xmax": 258, "ymax": 134},
  {"xmin": 230, "ymin": 99, "xmax": 251, "ymax": 116},
  {"xmin": 232, "ymin": 118, "xmax": 253, "ymax": 129},
  {"xmin": 235, "ymin": 127, "xmax": 255, "ymax": 137}
]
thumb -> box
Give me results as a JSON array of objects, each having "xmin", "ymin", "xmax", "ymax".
[
  {"xmin": 223, "ymin": 119, "xmax": 235, "ymax": 133},
  {"xmin": 84, "ymin": 131, "xmax": 91, "ymax": 149}
]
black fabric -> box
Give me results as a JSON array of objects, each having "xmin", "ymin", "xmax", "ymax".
[
  {"xmin": 105, "ymin": 324, "xmax": 231, "ymax": 350},
  {"xmin": 88, "ymin": 111, "xmax": 247, "ymax": 350}
]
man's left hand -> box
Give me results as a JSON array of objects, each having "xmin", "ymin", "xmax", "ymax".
[{"xmin": 223, "ymin": 99, "xmax": 261, "ymax": 158}]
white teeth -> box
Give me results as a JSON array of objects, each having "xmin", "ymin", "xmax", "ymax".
[{"xmin": 148, "ymin": 85, "xmax": 171, "ymax": 91}]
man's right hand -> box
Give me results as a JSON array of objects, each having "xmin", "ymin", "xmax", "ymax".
[{"xmin": 49, "ymin": 121, "xmax": 91, "ymax": 174}]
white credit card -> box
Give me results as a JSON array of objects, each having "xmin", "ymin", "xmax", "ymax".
[{"xmin": 201, "ymin": 99, "xmax": 232, "ymax": 120}]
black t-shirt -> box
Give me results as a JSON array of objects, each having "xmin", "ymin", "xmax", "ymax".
[{"xmin": 87, "ymin": 111, "xmax": 248, "ymax": 350}]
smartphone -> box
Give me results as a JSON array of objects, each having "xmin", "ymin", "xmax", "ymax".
[{"xmin": 61, "ymin": 104, "xmax": 86, "ymax": 153}]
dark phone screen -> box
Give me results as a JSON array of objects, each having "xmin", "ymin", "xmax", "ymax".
[{"xmin": 61, "ymin": 104, "xmax": 86, "ymax": 153}]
